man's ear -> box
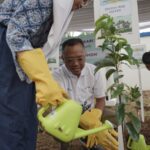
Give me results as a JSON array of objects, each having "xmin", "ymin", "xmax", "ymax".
[
  {"xmin": 61, "ymin": 55, "xmax": 64, "ymax": 61},
  {"xmin": 0, "ymin": 0, "xmax": 4, "ymax": 4}
]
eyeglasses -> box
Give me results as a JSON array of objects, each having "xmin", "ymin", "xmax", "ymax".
[{"xmin": 81, "ymin": 0, "xmax": 92, "ymax": 7}]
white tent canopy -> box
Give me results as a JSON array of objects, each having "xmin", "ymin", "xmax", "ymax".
[{"xmin": 68, "ymin": 0, "xmax": 150, "ymax": 32}]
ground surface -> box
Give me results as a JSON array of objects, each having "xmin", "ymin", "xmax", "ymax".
[
  {"xmin": 36, "ymin": 132, "xmax": 83, "ymax": 150},
  {"xmin": 36, "ymin": 91, "xmax": 150, "ymax": 150},
  {"xmin": 141, "ymin": 91, "xmax": 150, "ymax": 145}
]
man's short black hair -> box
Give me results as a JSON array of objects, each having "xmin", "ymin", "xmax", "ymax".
[
  {"xmin": 142, "ymin": 52, "xmax": 150, "ymax": 64},
  {"xmin": 62, "ymin": 38, "xmax": 84, "ymax": 52}
]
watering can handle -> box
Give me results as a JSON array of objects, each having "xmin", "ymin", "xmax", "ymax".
[
  {"xmin": 37, "ymin": 104, "xmax": 51, "ymax": 122},
  {"xmin": 127, "ymin": 136, "xmax": 132, "ymax": 149}
]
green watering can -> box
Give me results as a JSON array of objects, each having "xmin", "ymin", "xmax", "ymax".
[
  {"xmin": 127, "ymin": 134, "xmax": 150, "ymax": 150},
  {"xmin": 38, "ymin": 100, "xmax": 113, "ymax": 142}
]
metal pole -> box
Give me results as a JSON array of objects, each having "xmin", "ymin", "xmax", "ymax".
[
  {"xmin": 137, "ymin": 65, "xmax": 145, "ymax": 122},
  {"xmin": 118, "ymin": 125, "xmax": 124, "ymax": 150}
]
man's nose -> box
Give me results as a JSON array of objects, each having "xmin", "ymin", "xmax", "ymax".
[{"xmin": 72, "ymin": 60, "xmax": 80, "ymax": 66}]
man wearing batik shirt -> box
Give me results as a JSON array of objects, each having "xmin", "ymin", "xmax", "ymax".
[{"xmin": 0, "ymin": 0, "xmax": 91, "ymax": 149}]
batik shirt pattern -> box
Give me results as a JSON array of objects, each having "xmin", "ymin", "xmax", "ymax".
[{"xmin": 0, "ymin": 0, "xmax": 53, "ymax": 81}]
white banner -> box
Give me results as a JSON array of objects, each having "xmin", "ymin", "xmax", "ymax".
[
  {"xmin": 43, "ymin": 44, "xmax": 59, "ymax": 70},
  {"xmin": 132, "ymin": 44, "xmax": 146, "ymax": 62},
  {"xmin": 94, "ymin": 0, "xmax": 140, "ymax": 45}
]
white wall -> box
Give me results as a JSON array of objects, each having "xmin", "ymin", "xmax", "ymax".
[
  {"xmin": 140, "ymin": 36, "xmax": 150, "ymax": 51},
  {"xmin": 122, "ymin": 36, "xmax": 150, "ymax": 90},
  {"xmin": 122, "ymin": 64, "xmax": 150, "ymax": 90}
]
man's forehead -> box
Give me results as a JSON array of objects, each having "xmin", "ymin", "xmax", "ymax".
[
  {"xmin": 64, "ymin": 55, "xmax": 85, "ymax": 59},
  {"xmin": 63, "ymin": 46, "xmax": 85, "ymax": 54},
  {"xmin": 65, "ymin": 44, "xmax": 84, "ymax": 49}
]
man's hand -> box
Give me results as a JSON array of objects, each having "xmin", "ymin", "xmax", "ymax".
[
  {"xmin": 80, "ymin": 108, "xmax": 102, "ymax": 129},
  {"xmin": 79, "ymin": 108, "xmax": 118, "ymax": 149},
  {"xmin": 95, "ymin": 126, "xmax": 118, "ymax": 150}
]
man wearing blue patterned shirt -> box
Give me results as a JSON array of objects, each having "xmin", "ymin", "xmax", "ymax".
[{"xmin": 0, "ymin": 0, "xmax": 90, "ymax": 149}]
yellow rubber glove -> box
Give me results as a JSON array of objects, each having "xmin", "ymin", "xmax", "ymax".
[
  {"xmin": 17, "ymin": 48, "xmax": 68, "ymax": 106},
  {"xmin": 79, "ymin": 109, "xmax": 118, "ymax": 149},
  {"xmin": 95, "ymin": 124, "xmax": 118, "ymax": 150},
  {"xmin": 80, "ymin": 108, "xmax": 102, "ymax": 148},
  {"xmin": 80, "ymin": 108, "xmax": 102, "ymax": 129}
]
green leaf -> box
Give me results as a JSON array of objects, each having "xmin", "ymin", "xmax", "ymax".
[
  {"xmin": 116, "ymin": 103, "xmax": 125, "ymax": 125},
  {"xmin": 95, "ymin": 15, "xmax": 109, "ymax": 27},
  {"xmin": 126, "ymin": 122, "xmax": 139, "ymax": 141},
  {"xmin": 115, "ymin": 38, "xmax": 127, "ymax": 51},
  {"xmin": 107, "ymin": 83, "xmax": 116, "ymax": 93},
  {"xmin": 101, "ymin": 39, "xmax": 111, "ymax": 51},
  {"xmin": 114, "ymin": 75, "xmax": 124, "ymax": 82},
  {"xmin": 94, "ymin": 59, "xmax": 115, "ymax": 73},
  {"xmin": 99, "ymin": 45, "xmax": 113, "ymax": 52},
  {"xmin": 95, "ymin": 21, "xmax": 107, "ymax": 35},
  {"xmin": 124, "ymin": 45, "xmax": 133, "ymax": 58},
  {"xmin": 107, "ymin": 18, "xmax": 114, "ymax": 31},
  {"xmin": 94, "ymin": 15, "xmax": 116, "ymax": 36},
  {"xmin": 98, "ymin": 36, "xmax": 105, "ymax": 40},
  {"xmin": 131, "ymin": 57, "xmax": 139, "ymax": 66},
  {"xmin": 106, "ymin": 69, "xmax": 116, "ymax": 80},
  {"xmin": 119, "ymin": 54, "xmax": 130, "ymax": 61},
  {"xmin": 111, "ymin": 84, "xmax": 124, "ymax": 98},
  {"xmin": 130, "ymin": 86, "xmax": 141, "ymax": 100},
  {"xmin": 117, "ymin": 37, "xmax": 127, "ymax": 44},
  {"xmin": 110, "ymin": 26, "xmax": 116, "ymax": 34},
  {"xmin": 115, "ymin": 43, "xmax": 122, "ymax": 52},
  {"xmin": 120, "ymin": 62, "xmax": 131, "ymax": 68},
  {"xmin": 127, "ymin": 112, "xmax": 141, "ymax": 133},
  {"xmin": 109, "ymin": 35, "xmax": 118, "ymax": 41},
  {"xmin": 106, "ymin": 52, "xmax": 116, "ymax": 59}
]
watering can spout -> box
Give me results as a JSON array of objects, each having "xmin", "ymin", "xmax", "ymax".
[{"xmin": 74, "ymin": 120, "xmax": 113, "ymax": 139}]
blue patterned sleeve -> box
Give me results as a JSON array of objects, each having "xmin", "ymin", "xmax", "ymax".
[{"xmin": 6, "ymin": 0, "xmax": 53, "ymax": 81}]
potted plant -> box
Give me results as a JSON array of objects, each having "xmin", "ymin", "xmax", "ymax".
[{"xmin": 94, "ymin": 14, "xmax": 141, "ymax": 149}]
